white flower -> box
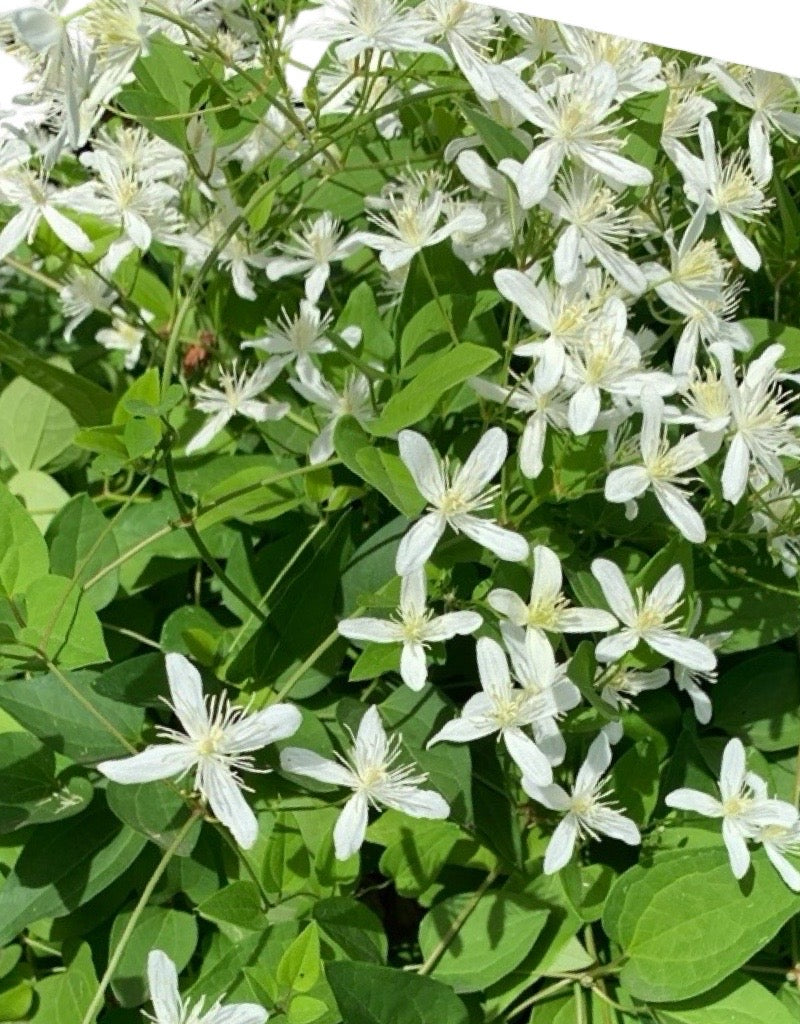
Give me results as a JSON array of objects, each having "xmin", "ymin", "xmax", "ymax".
[
  {"xmin": 591, "ymin": 559, "xmax": 717, "ymax": 672},
  {"xmin": 264, "ymin": 212, "xmax": 361, "ymax": 303},
  {"xmin": 672, "ymin": 118, "xmax": 772, "ymax": 272},
  {"xmin": 672, "ymin": 602, "xmax": 729, "ymax": 723},
  {"xmin": 395, "ymin": 427, "xmax": 528, "ymax": 575},
  {"xmin": 754, "ymin": 819, "xmax": 800, "ymax": 892},
  {"xmin": 186, "ymin": 361, "xmax": 290, "ymax": 456},
  {"xmin": 146, "ymin": 949, "xmax": 267, "ymax": 1024},
  {"xmin": 471, "ymin": 357, "xmax": 569, "ymax": 479},
  {"xmin": 355, "ymin": 176, "xmax": 485, "ymax": 271},
  {"xmin": 712, "ymin": 343, "xmax": 800, "ymax": 505},
  {"xmin": 337, "ymin": 569, "xmax": 482, "ymax": 690},
  {"xmin": 95, "ymin": 307, "xmax": 151, "ymax": 371},
  {"xmin": 665, "ymin": 738, "xmax": 797, "ymax": 879},
  {"xmin": 280, "ymin": 705, "xmax": 449, "ymax": 860},
  {"xmin": 538, "ymin": 169, "xmax": 647, "ymax": 294},
  {"xmin": 289, "ymin": 361, "xmax": 373, "ymax": 464},
  {"xmin": 488, "ymin": 544, "xmax": 617, "ymax": 638},
  {"xmin": 605, "ymin": 389, "xmax": 718, "ymax": 543},
  {"xmin": 523, "ymin": 732, "xmax": 640, "ymax": 874},
  {"xmin": 427, "ymin": 637, "xmax": 579, "ymax": 784},
  {"xmin": 0, "ymin": 167, "xmax": 92, "ymax": 258},
  {"xmin": 706, "ymin": 64, "xmax": 800, "ymax": 181},
  {"xmin": 417, "ymin": 0, "xmax": 499, "ymax": 101},
  {"xmin": 59, "ymin": 268, "xmax": 114, "ymax": 339},
  {"xmin": 242, "ymin": 300, "xmax": 361, "ymax": 373},
  {"xmin": 555, "ymin": 27, "xmax": 663, "ymax": 102},
  {"xmin": 562, "ymin": 296, "xmax": 674, "ymax": 435},
  {"xmin": 499, "ymin": 63, "xmax": 652, "ymax": 208},
  {"xmin": 97, "ymin": 653, "xmax": 302, "ymax": 849},
  {"xmin": 297, "ymin": 0, "xmax": 440, "ymax": 63},
  {"xmin": 595, "ymin": 663, "xmax": 670, "ymax": 712}
]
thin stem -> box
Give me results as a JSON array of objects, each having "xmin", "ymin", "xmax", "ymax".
[
  {"xmin": 417, "ymin": 867, "xmax": 499, "ymax": 976},
  {"xmin": 418, "ymin": 251, "xmax": 461, "ymax": 349},
  {"xmin": 269, "ymin": 616, "xmax": 360, "ymax": 704},
  {"xmin": 80, "ymin": 810, "xmax": 202, "ymax": 1024}
]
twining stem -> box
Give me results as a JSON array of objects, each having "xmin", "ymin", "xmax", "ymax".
[
  {"xmin": 417, "ymin": 866, "xmax": 500, "ymax": 976},
  {"xmin": 418, "ymin": 251, "xmax": 461, "ymax": 349},
  {"xmin": 80, "ymin": 809, "xmax": 203, "ymax": 1024}
]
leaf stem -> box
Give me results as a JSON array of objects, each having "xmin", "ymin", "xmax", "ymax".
[{"xmin": 417, "ymin": 866, "xmax": 499, "ymax": 976}]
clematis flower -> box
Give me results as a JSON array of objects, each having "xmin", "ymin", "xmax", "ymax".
[
  {"xmin": 338, "ymin": 569, "xmax": 482, "ymax": 690},
  {"xmin": 395, "ymin": 427, "xmax": 528, "ymax": 575},
  {"xmin": 145, "ymin": 949, "xmax": 267, "ymax": 1024},
  {"xmin": 280, "ymin": 705, "xmax": 449, "ymax": 860},
  {"xmin": 426, "ymin": 637, "xmax": 580, "ymax": 785},
  {"xmin": 289, "ymin": 361, "xmax": 373, "ymax": 464},
  {"xmin": 98, "ymin": 653, "xmax": 302, "ymax": 849},
  {"xmin": 671, "ymin": 118, "xmax": 772, "ymax": 272},
  {"xmin": 242, "ymin": 300, "xmax": 361, "ymax": 375},
  {"xmin": 264, "ymin": 212, "xmax": 361, "ymax": 303},
  {"xmin": 754, "ymin": 819, "xmax": 800, "ymax": 892},
  {"xmin": 498, "ymin": 63, "xmax": 653, "ymax": 207},
  {"xmin": 489, "ymin": 543, "xmax": 618, "ymax": 638},
  {"xmin": 0, "ymin": 167, "xmax": 92, "ymax": 258},
  {"xmin": 523, "ymin": 732, "xmax": 640, "ymax": 873},
  {"xmin": 665, "ymin": 738, "xmax": 797, "ymax": 879},
  {"xmin": 605, "ymin": 389, "xmax": 718, "ymax": 543},
  {"xmin": 591, "ymin": 559, "xmax": 717, "ymax": 672},
  {"xmin": 185, "ymin": 360, "xmax": 290, "ymax": 455}
]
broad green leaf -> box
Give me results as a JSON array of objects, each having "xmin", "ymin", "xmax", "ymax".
[
  {"xmin": 313, "ymin": 897, "xmax": 388, "ymax": 964},
  {"xmin": 418, "ymin": 889, "xmax": 549, "ymax": 992},
  {"xmin": 0, "ymin": 480, "xmax": 49, "ymax": 596},
  {"xmin": 116, "ymin": 37, "xmax": 202, "ymax": 148},
  {"xmin": 8, "ymin": 469, "xmax": 70, "ymax": 532},
  {"xmin": 741, "ymin": 317, "xmax": 800, "ymax": 369},
  {"xmin": 110, "ymin": 906, "xmax": 198, "ymax": 1007},
  {"xmin": 459, "ymin": 103, "xmax": 529, "ymax": 163},
  {"xmin": 0, "ymin": 669, "xmax": 145, "ymax": 762},
  {"xmin": 0, "ymin": 330, "xmax": 115, "ymax": 426},
  {"xmin": 658, "ymin": 973, "xmax": 799, "ymax": 1024},
  {"xmin": 277, "ymin": 923, "xmax": 322, "ymax": 995},
  {"xmin": 29, "ymin": 942, "xmax": 97, "ymax": 1024},
  {"xmin": 326, "ymin": 962, "xmax": 469, "ymax": 1024},
  {"xmin": 198, "ymin": 881, "xmax": 266, "ymax": 933},
  {"xmin": 17, "ymin": 574, "xmax": 108, "ymax": 668},
  {"xmin": 47, "ymin": 494, "xmax": 121, "ymax": 611},
  {"xmin": 713, "ymin": 649, "xmax": 800, "ymax": 751},
  {"xmin": 603, "ymin": 847, "xmax": 800, "ymax": 1001},
  {"xmin": 621, "ymin": 89, "xmax": 669, "ymax": 172},
  {"xmin": 105, "ymin": 781, "xmax": 201, "ymax": 855},
  {"xmin": 334, "ymin": 416, "xmax": 425, "ymax": 518},
  {"xmin": 0, "ymin": 797, "xmax": 146, "ymax": 945},
  {"xmin": 0, "ymin": 373, "xmax": 76, "ymax": 471},
  {"xmin": 366, "ymin": 343, "xmax": 499, "ymax": 436}
]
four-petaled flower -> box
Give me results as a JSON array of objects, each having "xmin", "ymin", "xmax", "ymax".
[{"xmin": 98, "ymin": 653, "xmax": 301, "ymax": 849}]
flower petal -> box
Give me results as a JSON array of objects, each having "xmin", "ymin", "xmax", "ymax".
[
  {"xmin": 226, "ymin": 703, "xmax": 302, "ymax": 753},
  {"xmin": 147, "ymin": 950, "xmax": 182, "ymax": 1024},
  {"xmin": 98, "ymin": 744, "xmax": 196, "ymax": 784},
  {"xmin": 398, "ymin": 430, "xmax": 444, "ymax": 504},
  {"xmin": 543, "ymin": 814, "xmax": 579, "ymax": 874},
  {"xmin": 333, "ymin": 792, "xmax": 369, "ymax": 860},
  {"xmin": 200, "ymin": 764, "xmax": 258, "ymax": 849},
  {"xmin": 280, "ymin": 747, "xmax": 353, "ymax": 787},
  {"xmin": 457, "ymin": 515, "xmax": 528, "ymax": 563},
  {"xmin": 395, "ymin": 514, "xmax": 446, "ymax": 575}
]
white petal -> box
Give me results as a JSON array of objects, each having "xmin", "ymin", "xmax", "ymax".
[
  {"xmin": 581, "ymin": 145, "xmax": 652, "ymax": 188},
  {"xmin": 517, "ymin": 140, "xmax": 564, "ymax": 208},
  {"xmin": 398, "ymin": 430, "xmax": 444, "ymax": 503},
  {"xmin": 42, "ymin": 205, "xmax": 93, "ymax": 254},
  {"xmin": 554, "ymin": 225, "xmax": 581, "ymax": 284},
  {"xmin": 722, "ymin": 817, "xmax": 751, "ymax": 879},
  {"xmin": 653, "ymin": 483, "xmax": 706, "ymax": 543},
  {"xmin": 377, "ymin": 785, "xmax": 449, "ymax": 819},
  {"xmin": 593, "ymin": 808, "xmax": 641, "ymax": 845},
  {"xmin": 185, "ymin": 410, "xmax": 234, "ymax": 455},
  {"xmin": 333, "ymin": 792, "xmax": 369, "ymax": 860},
  {"xmin": 646, "ymin": 629, "xmax": 716, "ymax": 673},
  {"xmin": 165, "ymin": 652, "xmax": 208, "ymax": 738},
  {"xmin": 354, "ymin": 705, "xmax": 388, "ymax": 764},
  {"xmin": 558, "ymin": 607, "xmax": 618, "ymax": 633},
  {"xmin": 395, "ymin": 514, "xmax": 446, "ymax": 575},
  {"xmin": 0, "ymin": 208, "xmax": 37, "ymax": 260},
  {"xmin": 453, "ymin": 427, "xmax": 507, "ymax": 498},
  {"xmin": 208, "ymin": 1005, "xmax": 269, "ymax": 1024},
  {"xmin": 720, "ymin": 738, "xmax": 746, "ymax": 800},
  {"xmin": 568, "ymin": 385, "xmax": 601, "ymax": 435},
  {"xmin": 147, "ymin": 950, "xmax": 182, "ymax": 1024},
  {"xmin": 591, "ymin": 559, "xmax": 636, "ymax": 622},
  {"xmin": 575, "ymin": 734, "xmax": 612, "ymax": 792},
  {"xmin": 764, "ymin": 844, "xmax": 800, "ymax": 892},
  {"xmin": 338, "ymin": 617, "xmax": 404, "ymax": 643},
  {"xmin": 650, "ymin": 564, "xmax": 685, "ymax": 610},
  {"xmin": 504, "ymin": 728, "xmax": 553, "ymax": 785},
  {"xmin": 605, "ymin": 466, "xmax": 650, "ymax": 503},
  {"xmin": 400, "ymin": 642, "xmax": 428, "ymax": 691},
  {"xmin": 543, "ymin": 815, "xmax": 580, "ymax": 874},
  {"xmin": 423, "ymin": 611, "xmax": 482, "ymax": 642},
  {"xmin": 494, "ymin": 269, "xmax": 548, "ymax": 328},
  {"xmin": 457, "ymin": 515, "xmax": 528, "ymax": 562},
  {"xmin": 595, "ymin": 630, "xmax": 639, "ymax": 662},
  {"xmin": 720, "ymin": 211, "xmax": 761, "ymax": 272},
  {"xmin": 665, "ymin": 788, "xmax": 722, "ymax": 817},
  {"xmin": 226, "ymin": 704, "xmax": 301, "ymax": 753},
  {"xmin": 427, "ymin": 716, "xmax": 496, "ymax": 746},
  {"xmin": 477, "ymin": 636, "xmax": 511, "ymax": 701},
  {"xmin": 487, "ymin": 588, "xmax": 528, "ymax": 625},
  {"xmin": 399, "ymin": 568, "xmax": 427, "ymax": 616},
  {"xmin": 280, "ymin": 747, "xmax": 354, "ymax": 787},
  {"xmin": 531, "ymin": 545, "xmax": 562, "ymax": 602},
  {"xmin": 201, "ymin": 764, "xmax": 258, "ymax": 849},
  {"xmin": 722, "ymin": 433, "xmax": 751, "ymax": 504},
  {"xmin": 97, "ymin": 744, "xmax": 196, "ymax": 784}
]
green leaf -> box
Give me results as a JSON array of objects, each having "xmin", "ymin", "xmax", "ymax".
[
  {"xmin": 105, "ymin": 781, "xmax": 201, "ymax": 854},
  {"xmin": 741, "ymin": 317, "xmax": 800, "ymax": 369},
  {"xmin": 17, "ymin": 574, "xmax": 108, "ymax": 668},
  {"xmin": 713, "ymin": 649, "xmax": 800, "ymax": 751},
  {"xmin": 603, "ymin": 847, "xmax": 800, "ymax": 1002},
  {"xmin": 8, "ymin": 469, "xmax": 70, "ymax": 532},
  {"xmin": 366, "ymin": 343, "xmax": 499, "ymax": 436},
  {"xmin": 657, "ymin": 973, "xmax": 799, "ymax": 1024},
  {"xmin": 0, "ymin": 480, "xmax": 49, "ymax": 596},
  {"xmin": 110, "ymin": 906, "xmax": 198, "ymax": 1007},
  {"xmin": 326, "ymin": 962, "xmax": 469, "ymax": 1024},
  {"xmin": 116, "ymin": 37, "xmax": 202, "ymax": 148},
  {"xmin": 198, "ymin": 881, "xmax": 266, "ymax": 933},
  {"xmin": 0, "ymin": 330, "xmax": 115, "ymax": 426},
  {"xmin": 277, "ymin": 923, "xmax": 322, "ymax": 995},
  {"xmin": 313, "ymin": 897, "xmax": 388, "ymax": 963},
  {"xmin": 334, "ymin": 417, "xmax": 426, "ymax": 518},
  {"xmin": 459, "ymin": 103, "xmax": 529, "ymax": 163},
  {"xmin": 0, "ymin": 796, "xmax": 146, "ymax": 945},
  {"xmin": 621, "ymin": 89, "xmax": 669, "ymax": 173},
  {"xmin": 418, "ymin": 889, "xmax": 549, "ymax": 992},
  {"xmin": 29, "ymin": 942, "xmax": 97, "ymax": 1024},
  {"xmin": 0, "ymin": 669, "xmax": 145, "ymax": 762},
  {"xmin": 0, "ymin": 373, "xmax": 77, "ymax": 471},
  {"xmin": 47, "ymin": 495, "xmax": 121, "ymax": 611}
]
